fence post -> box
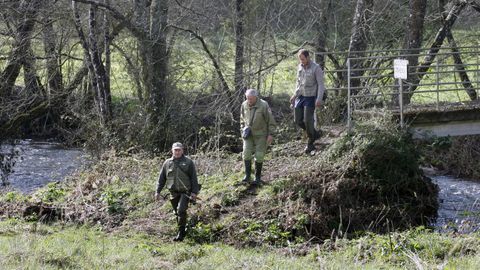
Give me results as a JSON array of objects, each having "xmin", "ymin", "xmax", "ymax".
[
  {"xmin": 347, "ymin": 58, "xmax": 352, "ymax": 132},
  {"xmin": 436, "ymin": 58, "xmax": 440, "ymax": 110},
  {"xmin": 399, "ymin": 78, "xmax": 404, "ymax": 129},
  {"xmin": 477, "ymin": 43, "xmax": 480, "ymax": 98}
]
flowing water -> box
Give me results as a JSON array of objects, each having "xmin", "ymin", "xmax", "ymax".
[
  {"xmin": 1, "ymin": 141, "xmax": 479, "ymax": 233},
  {"xmin": 429, "ymin": 175, "xmax": 480, "ymax": 233},
  {"xmin": 1, "ymin": 140, "xmax": 87, "ymax": 193}
]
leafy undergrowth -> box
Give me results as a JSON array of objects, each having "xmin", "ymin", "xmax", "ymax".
[{"xmin": 1, "ymin": 120, "xmax": 439, "ymax": 251}]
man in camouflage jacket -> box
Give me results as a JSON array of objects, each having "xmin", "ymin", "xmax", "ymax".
[
  {"xmin": 240, "ymin": 89, "xmax": 276, "ymax": 185},
  {"xmin": 155, "ymin": 142, "xmax": 200, "ymax": 241}
]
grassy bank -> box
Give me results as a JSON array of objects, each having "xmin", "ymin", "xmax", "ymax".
[{"xmin": 1, "ymin": 219, "xmax": 479, "ymax": 269}]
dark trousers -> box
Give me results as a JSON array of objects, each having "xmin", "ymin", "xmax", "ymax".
[
  {"xmin": 294, "ymin": 105, "xmax": 316, "ymax": 144},
  {"xmin": 170, "ymin": 192, "xmax": 190, "ymax": 227}
]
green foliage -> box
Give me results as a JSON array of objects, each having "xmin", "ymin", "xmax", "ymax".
[
  {"xmin": 270, "ymin": 178, "xmax": 290, "ymax": 194},
  {"xmin": 265, "ymin": 222, "xmax": 292, "ymax": 245},
  {"xmin": 34, "ymin": 182, "xmax": 66, "ymax": 203},
  {"xmin": 429, "ymin": 136, "xmax": 452, "ymax": 150},
  {"xmin": 220, "ymin": 192, "xmax": 240, "ymax": 207},
  {"xmin": 237, "ymin": 219, "xmax": 294, "ymax": 246},
  {"xmin": 188, "ymin": 222, "xmax": 224, "ymax": 244},
  {"xmin": 0, "ymin": 191, "xmax": 26, "ymax": 203},
  {"xmin": 100, "ymin": 188, "xmax": 130, "ymax": 214}
]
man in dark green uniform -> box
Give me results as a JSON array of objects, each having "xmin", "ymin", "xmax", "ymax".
[
  {"xmin": 155, "ymin": 142, "xmax": 200, "ymax": 241},
  {"xmin": 240, "ymin": 89, "xmax": 276, "ymax": 185}
]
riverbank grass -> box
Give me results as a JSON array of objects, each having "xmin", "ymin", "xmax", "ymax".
[{"xmin": 1, "ymin": 219, "xmax": 479, "ymax": 269}]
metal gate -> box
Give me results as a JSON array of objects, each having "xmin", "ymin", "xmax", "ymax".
[{"xmin": 319, "ymin": 46, "xmax": 480, "ymax": 129}]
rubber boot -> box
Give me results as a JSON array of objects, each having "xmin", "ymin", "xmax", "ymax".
[
  {"xmin": 314, "ymin": 129, "xmax": 322, "ymax": 141},
  {"xmin": 253, "ymin": 162, "xmax": 264, "ymax": 185},
  {"xmin": 304, "ymin": 143, "xmax": 315, "ymax": 154},
  {"xmin": 173, "ymin": 226, "xmax": 186, "ymax": 241},
  {"xmin": 242, "ymin": 160, "xmax": 252, "ymax": 184}
]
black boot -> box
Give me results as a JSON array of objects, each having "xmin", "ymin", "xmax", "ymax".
[
  {"xmin": 253, "ymin": 162, "xmax": 264, "ymax": 185},
  {"xmin": 304, "ymin": 143, "xmax": 315, "ymax": 154},
  {"xmin": 173, "ymin": 226, "xmax": 186, "ymax": 241},
  {"xmin": 314, "ymin": 129, "xmax": 322, "ymax": 140},
  {"xmin": 242, "ymin": 160, "xmax": 252, "ymax": 183}
]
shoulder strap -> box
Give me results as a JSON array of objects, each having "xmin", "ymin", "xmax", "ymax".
[{"xmin": 248, "ymin": 107, "xmax": 257, "ymax": 126}]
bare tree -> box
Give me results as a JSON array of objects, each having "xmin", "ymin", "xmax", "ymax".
[
  {"xmin": 406, "ymin": 0, "xmax": 470, "ymax": 99},
  {"xmin": 0, "ymin": 0, "xmax": 43, "ymax": 98},
  {"xmin": 347, "ymin": 0, "xmax": 374, "ymax": 94},
  {"xmin": 439, "ymin": 0, "xmax": 477, "ymax": 101},
  {"xmin": 72, "ymin": 1, "xmax": 111, "ymax": 123}
]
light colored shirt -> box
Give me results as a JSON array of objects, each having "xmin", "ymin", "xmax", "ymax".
[{"xmin": 295, "ymin": 60, "xmax": 326, "ymax": 102}]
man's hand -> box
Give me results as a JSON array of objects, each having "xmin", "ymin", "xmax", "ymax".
[
  {"xmin": 289, "ymin": 95, "xmax": 296, "ymax": 106},
  {"xmin": 267, "ymin": 135, "xmax": 273, "ymax": 145},
  {"xmin": 190, "ymin": 193, "xmax": 197, "ymax": 201},
  {"xmin": 315, "ymin": 99, "xmax": 323, "ymax": 108},
  {"xmin": 154, "ymin": 193, "xmax": 161, "ymax": 201}
]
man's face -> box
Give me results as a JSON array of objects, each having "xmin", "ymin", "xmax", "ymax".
[
  {"xmin": 172, "ymin": 148, "xmax": 183, "ymax": 158},
  {"xmin": 246, "ymin": 95, "xmax": 257, "ymax": 106},
  {"xmin": 299, "ymin": 54, "xmax": 309, "ymax": 66}
]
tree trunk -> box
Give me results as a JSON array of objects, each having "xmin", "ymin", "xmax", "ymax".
[
  {"xmin": 234, "ymin": 0, "xmax": 245, "ymax": 99},
  {"xmin": 104, "ymin": 0, "xmax": 113, "ymax": 111},
  {"xmin": 72, "ymin": 1, "xmax": 111, "ymax": 124},
  {"xmin": 134, "ymin": 0, "xmax": 149, "ymax": 103},
  {"xmin": 347, "ymin": 0, "xmax": 374, "ymax": 95},
  {"xmin": 43, "ymin": 8, "xmax": 64, "ymax": 97},
  {"xmin": 146, "ymin": 0, "xmax": 169, "ymax": 130},
  {"xmin": 402, "ymin": 0, "xmax": 428, "ymax": 105},
  {"xmin": 22, "ymin": 38, "xmax": 44, "ymax": 96},
  {"xmin": 0, "ymin": 0, "xmax": 42, "ymax": 98},
  {"xmin": 88, "ymin": 4, "xmax": 111, "ymax": 122},
  {"xmin": 315, "ymin": 0, "xmax": 333, "ymax": 70},
  {"xmin": 439, "ymin": 0, "xmax": 477, "ymax": 100}
]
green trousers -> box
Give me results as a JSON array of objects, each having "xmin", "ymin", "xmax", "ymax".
[
  {"xmin": 242, "ymin": 135, "xmax": 268, "ymax": 162},
  {"xmin": 170, "ymin": 192, "xmax": 190, "ymax": 228}
]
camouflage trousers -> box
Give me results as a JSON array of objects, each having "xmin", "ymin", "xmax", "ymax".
[
  {"xmin": 170, "ymin": 192, "xmax": 190, "ymax": 228},
  {"xmin": 242, "ymin": 134, "xmax": 268, "ymax": 162}
]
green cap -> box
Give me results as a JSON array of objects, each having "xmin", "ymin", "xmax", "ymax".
[{"xmin": 172, "ymin": 142, "xmax": 183, "ymax": 149}]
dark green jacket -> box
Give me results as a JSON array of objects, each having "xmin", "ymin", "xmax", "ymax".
[
  {"xmin": 157, "ymin": 155, "xmax": 200, "ymax": 194},
  {"xmin": 240, "ymin": 99, "xmax": 276, "ymax": 137}
]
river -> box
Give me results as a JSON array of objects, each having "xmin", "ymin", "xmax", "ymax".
[
  {"xmin": 429, "ymin": 174, "xmax": 480, "ymax": 233},
  {"xmin": 1, "ymin": 140, "xmax": 87, "ymax": 193}
]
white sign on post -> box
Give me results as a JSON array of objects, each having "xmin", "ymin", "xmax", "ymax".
[{"xmin": 394, "ymin": 59, "xmax": 408, "ymax": 79}]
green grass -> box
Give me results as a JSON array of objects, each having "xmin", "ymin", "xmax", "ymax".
[{"xmin": 1, "ymin": 219, "xmax": 479, "ymax": 269}]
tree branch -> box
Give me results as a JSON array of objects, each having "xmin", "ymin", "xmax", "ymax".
[
  {"xmin": 250, "ymin": 42, "xmax": 308, "ymax": 76},
  {"xmin": 469, "ymin": 0, "xmax": 480, "ymax": 12},
  {"xmin": 170, "ymin": 25, "xmax": 231, "ymax": 93},
  {"xmin": 72, "ymin": 0, "xmax": 146, "ymax": 39}
]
